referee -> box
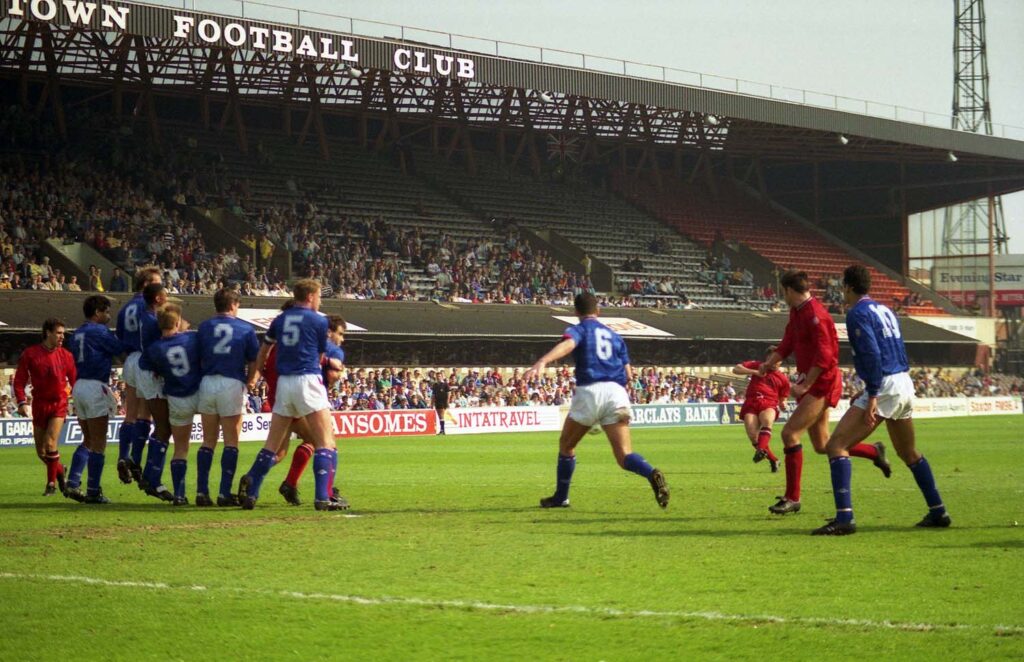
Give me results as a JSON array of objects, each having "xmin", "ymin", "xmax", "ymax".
[{"xmin": 431, "ymin": 375, "xmax": 450, "ymax": 435}]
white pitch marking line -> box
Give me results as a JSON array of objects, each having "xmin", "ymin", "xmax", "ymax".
[{"xmin": 0, "ymin": 572, "xmax": 1020, "ymax": 635}]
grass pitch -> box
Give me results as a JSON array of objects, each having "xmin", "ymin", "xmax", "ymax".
[{"xmin": 0, "ymin": 415, "xmax": 1022, "ymax": 660}]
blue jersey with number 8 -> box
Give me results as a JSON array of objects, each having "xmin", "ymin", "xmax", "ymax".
[
  {"xmin": 563, "ymin": 317, "xmax": 630, "ymax": 386},
  {"xmin": 140, "ymin": 332, "xmax": 202, "ymax": 397},
  {"xmin": 116, "ymin": 294, "xmax": 147, "ymax": 353},
  {"xmin": 266, "ymin": 307, "xmax": 327, "ymax": 376}
]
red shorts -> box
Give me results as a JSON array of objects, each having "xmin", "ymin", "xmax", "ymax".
[
  {"xmin": 32, "ymin": 399, "xmax": 68, "ymax": 427},
  {"xmin": 800, "ymin": 371, "xmax": 842, "ymax": 408},
  {"xmin": 739, "ymin": 400, "xmax": 779, "ymax": 419}
]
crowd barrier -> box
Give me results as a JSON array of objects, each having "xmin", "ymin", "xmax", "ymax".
[{"xmin": 0, "ymin": 397, "xmax": 1020, "ymax": 448}]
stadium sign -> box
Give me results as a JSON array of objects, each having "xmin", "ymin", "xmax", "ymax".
[
  {"xmin": 930, "ymin": 255, "xmax": 1024, "ymax": 306},
  {"xmin": 552, "ymin": 316, "xmax": 673, "ymax": 337},
  {"xmin": 332, "ymin": 410, "xmax": 437, "ymax": 437},
  {"xmin": 445, "ymin": 406, "xmax": 563, "ymax": 435},
  {"xmin": 4, "ymin": 0, "xmax": 477, "ymax": 79},
  {"xmin": 631, "ymin": 404, "xmax": 732, "ymax": 428},
  {"xmin": 0, "ymin": 419, "xmax": 36, "ymax": 446}
]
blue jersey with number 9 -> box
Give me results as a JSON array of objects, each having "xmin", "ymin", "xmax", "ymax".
[
  {"xmin": 140, "ymin": 331, "xmax": 202, "ymax": 397},
  {"xmin": 563, "ymin": 317, "xmax": 630, "ymax": 386},
  {"xmin": 266, "ymin": 306, "xmax": 327, "ymax": 376}
]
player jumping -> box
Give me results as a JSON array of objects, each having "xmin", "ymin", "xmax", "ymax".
[
  {"xmin": 238, "ymin": 279, "xmax": 347, "ymax": 511},
  {"xmin": 524, "ymin": 292, "xmax": 669, "ymax": 509},
  {"xmin": 14, "ymin": 317, "xmax": 76, "ymax": 496},
  {"xmin": 813, "ymin": 265, "xmax": 951, "ymax": 535},
  {"xmin": 732, "ymin": 351, "xmax": 790, "ymax": 473},
  {"xmin": 136, "ymin": 282, "xmax": 175, "ymax": 501},
  {"xmin": 760, "ymin": 271, "xmax": 890, "ymax": 515},
  {"xmin": 65, "ymin": 296, "xmax": 125, "ymax": 504},
  {"xmin": 195, "ymin": 289, "xmax": 260, "ymax": 507}
]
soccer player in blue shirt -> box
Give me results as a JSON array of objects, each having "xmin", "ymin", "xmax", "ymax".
[
  {"xmin": 141, "ymin": 304, "xmax": 201, "ymax": 506},
  {"xmin": 524, "ymin": 292, "xmax": 669, "ymax": 509},
  {"xmin": 813, "ymin": 265, "xmax": 951, "ymax": 535},
  {"xmin": 136, "ymin": 282, "xmax": 175, "ymax": 502},
  {"xmin": 195, "ymin": 288, "xmax": 260, "ymax": 507},
  {"xmin": 114, "ymin": 267, "xmax": 161, "ymax": 485},
  {"xmin": 65, "ymin": 295, "xmax": 125, "ymax": 504},
  {"xmin": 238, "ymin": 279, "xmax": 346, "ymax": 511}
]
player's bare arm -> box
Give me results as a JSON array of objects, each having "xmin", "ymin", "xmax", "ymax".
[{"xmin": 525, "ymin": 338, "xmax": 576, "ymax": 380}]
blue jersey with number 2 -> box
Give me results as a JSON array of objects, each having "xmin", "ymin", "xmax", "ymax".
[
  {"xmin": 198, "ymin": 315, "xmax": 259, "ymax": 382},
  {"xmin": 846, "ymin": 297, "xmax": 910, "ymax": 397},
  {"xmin": 563, "ymin": 317, "xmax": 630, "ymax": 386},
  {"xmin": 266, "ymin": 307, "xmax": 327, "ymax": 376}
]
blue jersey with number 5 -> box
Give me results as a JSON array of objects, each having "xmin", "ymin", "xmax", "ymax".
[
  {"xmin": 116, "ymin": 294, "xmax": 147, "ymax": 353},
  {"xmin": 563, "ymin": 317, "xmax": 630, "ymax": 386},
  {"xmin": 266, "ymin": 307, "xmax": 327, "ymax": 376},
  {"xmin": 71, "ymin": 321, "xmax": 124, "ymax": 382},
  {"xmin": 198, "ymin": 315, "xmax": 259, "ymax": 382},
  {"xmin": 141, "ymin": 332, "xmax": 202, "ymax": 397},
  {"xmin": 846, "ymin": 297, "xmax": 909, "ymax": 397}
]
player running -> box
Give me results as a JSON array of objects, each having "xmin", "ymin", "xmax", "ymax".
[
  {"xmin": 115, "ymin": 267, "xmax": 161, "ymax": 485},
  {"xmin": 732, "ymin": 351, "xmax": 790, "ymax": 473},
  {"xmin": 136, "ymin": 282, "xmax": 175, "ymax": 501},
  {"xmin": 65, "ymin": 296, "xmax": 125, "ymax": 504},
  {"xmin": 14, "ymin": 317, "xmax": 76, "ymax": 496},
  {"xmin": 277, "ymin": 314, "xmax": 347, "ymax": 507},
  {"xmin": 813, "ymin": 265, "xmax": 951, "ymax": 535},
  {"xmin": 238, "ymin": 279, "xmax": 347, "ymax": 511},
  {"xmin": 759, "ymin": 271, "xmax": 891, "ymax": 515},
  {"xmin": 141, "ymin": 304, "xmax": 201, "ymax": 506},
  {"xmin": 195, "ymin": 289, "xmax": 260, "ymax": 507},
  {"xmin": 524, "ymin": 292, "xmax": 669, "ymax": 509}
]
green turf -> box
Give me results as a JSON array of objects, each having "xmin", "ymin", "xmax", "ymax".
[{"xmin": 0, "ymin": 415, "xmax": 1022, "ymax": 660}]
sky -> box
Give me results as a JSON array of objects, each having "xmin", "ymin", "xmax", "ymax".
[{"xmin": 198, "ymin": 0, "xmax": 1024, "ymax": 255}]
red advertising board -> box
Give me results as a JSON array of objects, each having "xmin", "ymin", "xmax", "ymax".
[{"xmin": 331, "ymin": 409, "xmax": 437, "ymax": 438}]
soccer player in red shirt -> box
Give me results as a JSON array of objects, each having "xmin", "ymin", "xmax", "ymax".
[
  {"xmin": 760, "ymin": 271, "xmax": 889, "ymax": 514},
  {"xmin": 732, "ymin": 351, "xmax": 791, "ymax": 473},
  {"xmin": 14, "ymin": 317, "xmax": 77, "ymax": 496}
]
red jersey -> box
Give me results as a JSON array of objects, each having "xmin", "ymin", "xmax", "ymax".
[
  {"xmin": 775, "ymin": 296, "xmax": 838, "ymax": 380},
  {"xmin": 264, "ymin": 344, "xmax": 279, "ymax": 408},
  {"xmin": 14, "ymin": 343, "xmax": 76, "ymax": 405},
  {"xmin": 741, "ymin": 361, "xmax": 790, "ymax": 407}
]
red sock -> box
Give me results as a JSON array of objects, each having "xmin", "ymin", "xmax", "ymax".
[
  {"xmin": 756, "ymin": 427, "xmax": 778, "ymax": 462},
  {"xmin": 849, "ymin": 443, "xmax": 879, "ymax": 461},
  {"xmin": 44, "ymin": 452, "xmax": 62, "ymax": 484},
  {"xmin": 284, "ymin": 443, "xmax": 314, "ymax": 488},
  {"xmin": 784, "ymin": 445, "xmax": 803, "ymax": 502}
]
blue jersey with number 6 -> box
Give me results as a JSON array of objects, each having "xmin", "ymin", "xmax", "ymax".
[
  {"xmin": 116, "ymin": 294, "xmax": 147, "ymax": 353},
  {"xmin": 266, "ymin": 306, "xmax": 327, "ymax": 376},
  {"xmin": 198, "ymin": 315, "xmax": 259, "ymax": 382},
  {"xmin": 71, "ymin": 322, "xmax": 125, "ymax": 382},
  {"xmin": 846, "ymin": 297, "xmax": 909, "ymax": 397},
  {"xmin": 563, "ymin": 317, "xmax": 630, "ymax": 386},
  {"xmin": 141, "ymin": 332, "xmax": 202, "ymax": 397}
]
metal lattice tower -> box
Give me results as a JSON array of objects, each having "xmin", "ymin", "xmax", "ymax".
[{"xmin": 942, "ymin": 0, "xmax": 1009, "ymax": 256}]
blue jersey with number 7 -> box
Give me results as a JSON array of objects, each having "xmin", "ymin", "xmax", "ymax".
[
  {"xmin": 266, "ymin": 307, "xmax": 327, "ymax": 376},
  {"xmin": 846, "ymin": 297, "xmax": 909, "ymax": 397},
  {"xmin": 563, "ymin": 317, "xmax": 630, "ymax": 386}
]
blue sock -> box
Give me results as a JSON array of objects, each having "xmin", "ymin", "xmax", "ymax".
[
  {"xmin": 86, "ymin": 451, "xmax": 106, "ymax": 495},
  {"xmin": 553, "ymin": 453, "xmax": 576, "ymax": 501},
  {"xmin": 245, "ymin": 448, "xmax": 277, "ymax": 499},
  {"xmin": 909, "ymin": 456, "xmax": 946, "ymax": 516},
  {"xmin": 830, "ymin": 456, "xmax": 854, "ymax": 524},
  {"xmin": 622, "ymin": 452, "xmax": 654, "ymax": 479},
  {"xmin": 196, "ymin": 447, "xmax": 214, "ymax": 496},
  {"xmin": 219, "ymin": 446, "xmax": 239, "ymax": 499},
  {"xmin": 330, "ymin": 448, "xmax": 338, "ymax": 480},
  {"xmin": 170, "ymin": 459, "xmax": 187, "ymax": 499},
  {"xmin": 130, "ymin": 420, "xmax": 151, "ymax": 465},
  {"xmin": 142, "ymin": 437, "xmax": 168, "ymax": 487},
  {"xmin": 68, "ymin": 445, "xmax": 90, "ymax": 489},
  {"xmin": 117, "ymin": 422, "xmax": 132, "ymax": 462},
  {"xmin": 313, "ymin": 449, "xmax": 332, "ymax": 502}
]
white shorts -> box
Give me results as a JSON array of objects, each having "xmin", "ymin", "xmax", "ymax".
[
  {"xmin": 123, "ymin": 352, "xmax": 141, "ymax": 389},
  {"xmin": 852, "ymin": 371, "xmax": 914, "ymax": 421},
  {"xmin": 72, "ymin": 379, "xmax": 117, "ymax": 420},
  {"xmin": 198, "ymin": 375, "xmax": 246, "ymax": 417},
  {"xmin": 568, "ymin": 382, "xmax": 632, "ymax": 427},
  {"xmin": 136, "ymin": 368, "xmax": 164, "ymax": 401},
  {"xmin": 273, "ymin": 374, "xmax": 330, "ymax": 418},
  {"xmin": 167, "ymin": 393, "xmax": 200, "ymax": 427}
]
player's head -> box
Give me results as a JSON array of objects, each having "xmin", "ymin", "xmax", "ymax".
[
  {"xmin": 143, "ymin": 282, "xmax": 167, "ymax": 308},
  {"xmin": 842, "ymin": 265, "xmax": 871, "ymax": 304},
  {"xmin": 779, "ymin": 270, "xmax": 810, "ymax": 307},
  {"xmin": 293, "ymin": 278, "xmax": 322, "ymax": 310},
  {"xmin": 41, "ymin": 317, "xmax": 66, "ymax": 347},
  {"xmin": 574, "ymin": 292, "xmax": 598, "ymax": 318},
  {"xmin": 157, "ymin": 304, "xmax": 182, "ymax": 333},
  {"xmin": 327, "ymin": 314, "xmax": 346, "ymax": 345},
  {"xmin": 134, "ymin": 266, "xmax": 162, "ymax": 292},
  {"xmin": 214, "ymin": 288, "xmax": 241, "ymax": 314},
  {"xmin": 83, "ymin": 295, "xmax": 113, "ymax": 324}
]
